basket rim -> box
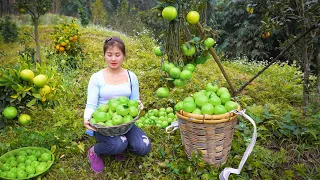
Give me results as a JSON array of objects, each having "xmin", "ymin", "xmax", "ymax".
[{"xmin": 176, "ymin": 105, "xmax": 240, "ymax": 124}]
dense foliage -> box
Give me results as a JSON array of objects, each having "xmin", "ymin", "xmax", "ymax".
[{"xmin": 0, "ymin": 16, "xmax": 19, "ymax": 43}]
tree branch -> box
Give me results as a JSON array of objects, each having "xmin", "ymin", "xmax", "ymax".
[{"xmin": 24, "ymin": 32, "xmax": 35, "ymax": 41}]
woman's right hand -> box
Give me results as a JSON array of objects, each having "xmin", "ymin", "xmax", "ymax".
[{"xmin": 84, "ymin": 119, "xmax": 97, "ymax": 131}]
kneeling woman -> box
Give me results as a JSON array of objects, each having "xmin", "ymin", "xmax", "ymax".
[{"xmin": 83, "ymin": 36, "xmax": 151, "ymax": 173}]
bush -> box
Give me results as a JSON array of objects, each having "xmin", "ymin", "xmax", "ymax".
[
  {"xmin": 0, "ymin": 61, "xmax": 63, "ymax": 116},
  {"xmin": 0, "ymin": 16, "xmax": 19, "ymax": 43},
  {"xmin": 49, "ymin": 19, "xmax": 86, "ymax": 70}
]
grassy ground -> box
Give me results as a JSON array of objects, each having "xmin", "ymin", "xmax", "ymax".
[{"xmin": 0, "ymin": 21, "xmax": 319, "ymax": 180}]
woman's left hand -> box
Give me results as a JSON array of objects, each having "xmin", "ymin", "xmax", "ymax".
[{"xmin": 138, "ymin": 100, "xmax": 144, "ymax": 111}]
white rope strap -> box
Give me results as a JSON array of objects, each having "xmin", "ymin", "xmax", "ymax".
[{"xmin": 219, "ymin": 110, "xmax": 257, "ymax": 180}]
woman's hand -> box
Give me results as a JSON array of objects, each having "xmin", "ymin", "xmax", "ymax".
[
  {"xmin": 84, "ymin": 119, "xmax": 97, "ymax": 131},
  {"xmin": 138, "ymin": 100, "xmax": 144, "ymax": 111}
]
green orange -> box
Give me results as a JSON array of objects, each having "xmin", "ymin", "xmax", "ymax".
[
  {"xmin": 186, "ymin": 11, "xmax": 200, "ymax": 24},
  {"xmin": 20, "ymin": 69, "xmax": 34, "ymax": 82},
  {"xmin": 33, "ymin": 74, "xmax": 47, "ymax": 88},
  {"xmin": 2, "ymin": 106, "xmax": 18, "ymax": 119},
  {"xmin": 162, "ymin": 6, "xmax": 177, "ymax": 21}
]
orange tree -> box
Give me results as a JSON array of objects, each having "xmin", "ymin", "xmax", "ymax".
[{"xmin": 48, "ymin": 19, "xmax": 86, "ymax": 70}]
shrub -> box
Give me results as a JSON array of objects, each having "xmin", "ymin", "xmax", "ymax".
[
  {"xmin": 49, "ymin": 19, "xmax": 86, "ymax": 70},
  {"xmin": 0, "ymin": 16, "xmax": 19, "ymax": 43},
  {"xmin": 0, "ymin": 61, "xmax": 63, "ymax": 116}
]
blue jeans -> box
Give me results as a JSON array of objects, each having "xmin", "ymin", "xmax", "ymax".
[{"xmin": 94, "ymin": 125, "xmax": 151, "ymax": 156}]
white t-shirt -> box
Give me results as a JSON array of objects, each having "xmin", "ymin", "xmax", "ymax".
[{"xmin": 83, "ymin": 69, "xmax": 139, "ymax": 120}]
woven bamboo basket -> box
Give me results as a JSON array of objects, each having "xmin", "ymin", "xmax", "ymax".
[
  {"xmin": 90, "ymin": 110, "xmax": 141, "ymax": 136},
  {"xmin": 176, "ymin": 105, "xmax": 240, "ymax": 166}
]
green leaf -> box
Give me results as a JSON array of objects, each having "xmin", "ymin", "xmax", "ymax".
[
  {"xmin": 32, "ymin": 93, "xmax": 41, "ymax": 99},
  {"xmin": 77, "ymin": 142, "xmax": 85, "ymax": 153},
  {"xmin": 26, "ymin": 99, "xmax": 37, "ymax": 107},
  {"xmin": 10, "ymin": 94, "xmax": 18, "ymax": 99},
  {"xmin": 51, "ymin": 145, "xmax": 57, "ymax": 154}
]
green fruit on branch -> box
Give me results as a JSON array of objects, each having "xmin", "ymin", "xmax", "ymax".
[
  {"xmin": 183, "ymin": 64, "xmax": 195, "ymax": 72},
  {"xmin": 164, "ymin": 62, "xmax": 176, "ymax": 73},
  {"xmin": 20, "ymin": 69, "xmax": 34, "ymax": 82},
  {"xmin": 162, "ymin": 6, "xmax": 177, "ymax": 21},
  {"xmin": 33, "ymin": 74, "xmax": 47, "ymax": 88},
  {"xmin": 154, "ymin": 47, "xmax": 163, "ymax": 56},
  {"xmin": 40, "ymin": 85, "xmax": 51, "ymax": 95},
  {"xmin": 161, "ymin": 61, "xmax": 169, "ymax": 71},
  {"xmin": 186, "ymin": 11, "xmax": 200, "ymax": 24},
  {"xmin": 3, "ymin": 106, "xmax": 18, "ymax": 119},
  {"xmin": 18, "ymin": 114, "xmax": 32, "ymax": 126},
  {"xmin": 204, "ymin": 38, "xmax": 216, "ymax": 48},
  {"xmin": 181, "ymin": 43, "xmax": 196, "ymax": 56}
]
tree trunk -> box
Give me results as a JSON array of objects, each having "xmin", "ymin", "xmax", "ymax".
[
  {"xmin": 300, "ymin": 0, "xmax": 309, "ymax": 115},
  {"xmin": 317, "ymin": 52, "xmax": 320, "ymax": 95},
  {"xmin": 0, "ymin": 0, "xmax": 3, "ymax": 17},
  {"xmin": 33, "ymin": 17, "xmax": 41, "ymax": 64}
]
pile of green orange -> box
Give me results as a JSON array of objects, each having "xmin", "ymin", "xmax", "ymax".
[
  {"xmin": 0, "ymin": 147, "xmax": 54, "ymax": 179},
  {"xmin": 90, "ymin": 96, "xmax": 140, "ymax": 127},
  {"xmin": 135, "ymin": 107, "xmax": 176, "ymax": 128},
  {"xmin": 174, "ymin": 82, "xmax": 239, "ymax": 115}
]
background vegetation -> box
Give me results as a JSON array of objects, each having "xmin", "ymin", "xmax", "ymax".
[{"xmin": 0, "ymin": 0, "xmax": 319, "ymax": 179}]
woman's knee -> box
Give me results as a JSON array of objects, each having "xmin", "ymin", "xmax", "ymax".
[
  {"xmin": 129, "ymin": 135, "xmax": 151, "ymax": 156},
  {"xmin": 94, "ymin": 135, "xmax": 128, "ymax": 155}
]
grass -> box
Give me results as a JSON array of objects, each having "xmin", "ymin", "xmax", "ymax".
[{"xmin": 0, "ymin": 18, "xmax": 319, "ymax": 179}]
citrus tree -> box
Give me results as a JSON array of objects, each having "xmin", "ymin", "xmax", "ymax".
[
  {"xmin": 259, "ymin": 0, "xmax": 319, "ymax": 114},
  {"xmin": 49, "ymin": 19, "xmax": 85, "ymax": 70},
  {"xmin": 14, "ymin": 0, "xmax": 52, "ymax": 64},
  {"xmin": 153, "ymin": 0, "xmax": 216, "ymax": 94},
  {"xmin": 0, "ymin": 62, "xmax": 63, "ymax": 121}
]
